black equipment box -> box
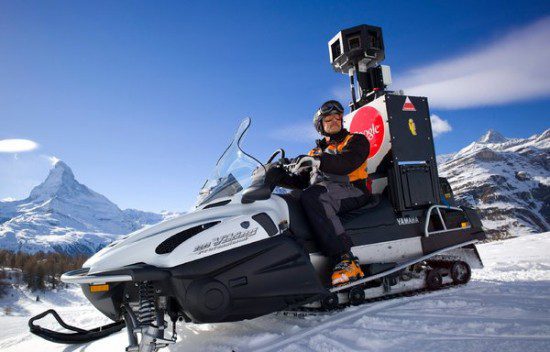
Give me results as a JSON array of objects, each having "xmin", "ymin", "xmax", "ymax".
[{"xmin": 384, "ymin": 94, "xmax": 440, "ymax": 212}]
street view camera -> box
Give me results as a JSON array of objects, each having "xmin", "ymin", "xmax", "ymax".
[{"xmin": 328, "ymin": 24, "xmax": 391, "ymax": 110}]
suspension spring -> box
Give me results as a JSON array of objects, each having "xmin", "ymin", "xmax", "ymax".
[{"xmin": 137, "ymin": 282, "xmax": 156, "ymax": 326}]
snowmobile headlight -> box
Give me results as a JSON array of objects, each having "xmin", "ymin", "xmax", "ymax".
[{"xmin": 90, "ymin": 284, "xmax": 110, "ymax": 293}]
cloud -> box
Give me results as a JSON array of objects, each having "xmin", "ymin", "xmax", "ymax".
[
  {"xmin": 0, "ymin": 139, "xmax": 39, "ymax": 153},
  {"xmin": 395, "ymin": 16, "xmax": 550, "ymax": 109},
  {"xmin": 431, "ymin": 114, "xmax": 452, "ymax": 137},
  {"xmin": 269, "ymin": 122, "xmax": 319, "ymax": 142},
  {"xmin": 48, "ymin": 156, "xmax": 61, "ymax": 165}
]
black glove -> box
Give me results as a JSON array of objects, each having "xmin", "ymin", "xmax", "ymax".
[
  {"xmin": 276, "ymin": 157, "xmax": 291, "ymax": 167},
  {"xmin": 292, "ymin": 155, "xmax": 320, "ymax": 174}
]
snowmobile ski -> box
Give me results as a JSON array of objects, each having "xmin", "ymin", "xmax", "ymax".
[{"xmin": 28, "ymin": 309, "xmax": 125, "ymax": 344}]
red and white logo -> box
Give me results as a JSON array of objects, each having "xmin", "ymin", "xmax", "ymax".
[
  {"xmin": 349, "ymin": 106, "xmax": 385, "ymax": 158},
  {"xmin": 402, "ymin": 97, "xmax": 416, "ymax": 112}
]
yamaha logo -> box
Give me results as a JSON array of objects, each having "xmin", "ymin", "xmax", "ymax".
[{"xmin": 397, "ymin": 217, "xmax": 419, "ymax": 226}]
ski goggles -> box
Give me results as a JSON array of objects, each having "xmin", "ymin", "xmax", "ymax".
[{"xmin": 317, "ymin": 101, "xmax": 344, "ymax": 117}]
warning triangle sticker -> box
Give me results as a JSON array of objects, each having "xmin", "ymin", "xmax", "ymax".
[{"xmin": 402, "ymin": 97, "xmax": 416, "ymax": 112}]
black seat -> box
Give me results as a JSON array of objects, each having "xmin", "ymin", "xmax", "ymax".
[
  {"xmin": 340, "ymin": 195, "xmax": 397, "ymax": 230},
  {"xmin": 277, "ymin": 191, "xmax": 395, "ymax": 252}
]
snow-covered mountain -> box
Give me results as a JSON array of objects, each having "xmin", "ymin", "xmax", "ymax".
[
  {"xmin": 0, "ymin": 161, "xmax": 172, "ymax": 255},
  {"xmin": 439, "ymin": 129, "xmax": 550, "ymax": 239}
]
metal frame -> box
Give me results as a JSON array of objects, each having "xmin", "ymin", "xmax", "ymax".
[
  {"xmin": 424, "ymin": 205, "xmax": 471, "ymax": 237},
  {"xmin": 61, "ymin": 268, "xmax": 133, "ymax": 284}
]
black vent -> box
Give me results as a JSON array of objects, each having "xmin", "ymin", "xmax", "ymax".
[
  {"xmin": 155, "ymin": 222, "xmax": 220, "ymax": 254},
  {"xmin": 252, "ymin": 213, "xmax": 278, "ymax": 237},
  {"xmin": 203, "ymin": 200, "xmax": 231, "ymax": 209}
]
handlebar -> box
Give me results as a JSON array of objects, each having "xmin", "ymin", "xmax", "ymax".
[{"xmin": 266, "ymin": 148, "xmax": 286, "ymax": 164}]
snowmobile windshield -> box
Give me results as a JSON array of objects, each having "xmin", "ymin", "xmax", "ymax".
[{"xmin": 196, "ymin": 118, "xmax": 263, "ymax": 207}]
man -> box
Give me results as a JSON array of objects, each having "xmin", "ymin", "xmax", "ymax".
[{"xmin": 277, "ymin": 100, "xmax": 370, "ymax": 286}]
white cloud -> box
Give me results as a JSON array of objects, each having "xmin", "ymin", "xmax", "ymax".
[
  {"xmin": 49, "ymin": 156, "xmax": 61, "ymax": 165},
  {"xmin": 431, "ymin": 114, "xmax": 452, "ymax": 137},
  {"xmin": 269, "ymin": 122, "xmax": 320, "ymax": 142},
  {"xmin": 0, "ymin": 139, "xmax": 39, "ymax": 153},
  {"xmin": 396, "ymin": 16, "xmax": 550, "ymax": 109}
]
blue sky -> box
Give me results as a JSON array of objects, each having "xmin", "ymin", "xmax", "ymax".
[{"xmin": 1, "ymin": 1, "xmax": 549, "ymax": 212}]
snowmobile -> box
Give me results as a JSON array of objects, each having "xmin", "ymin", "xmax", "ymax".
[{"xmin": 29, "ymin": 24, "xmax": 486, "ymax": 351}]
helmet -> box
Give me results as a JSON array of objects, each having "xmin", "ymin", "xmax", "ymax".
[{"xmin": 313, "ymin": 100, "xmax": 344, "ymax": 135}]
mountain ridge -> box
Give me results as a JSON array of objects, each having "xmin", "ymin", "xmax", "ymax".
[
  {"xmin": 0, "ymin": 128, "xmax": 548, "ymax": 254},
  {"xmin": 0, "ymin": 161, "xmax": 172, "ymax": 255},
  {"xmin": 439, "ymin": 128, "xmax": 549, "ymax": 239}
]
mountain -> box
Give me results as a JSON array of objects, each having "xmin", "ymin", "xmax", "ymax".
[
  {"xmin": 0, "ymin": 161, "xmax": 171, "ymax": 255},
  {"xmin": 439, "ymin": 129, "xmax": 550, "ymax": 239}
]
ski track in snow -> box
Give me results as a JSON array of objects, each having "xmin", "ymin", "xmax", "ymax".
[{"xmin": 1, "ymin": 233, "xmax": 549, "ymax": 352}]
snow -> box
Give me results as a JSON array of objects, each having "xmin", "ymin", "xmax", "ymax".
[
  {"xmin": 438, "ymin": 129, "xmax": 550, "ymax": 237},
  {"xmin": 1, "ymin": 233, "xmax": 549, "ymax": 352},
  {"xmin": 478, "ymin": 129, "xmax": 508, "ymax": 144},
  {"xmin": 0, "ymin": 161, "xmax": 170, "ymax": 255}
]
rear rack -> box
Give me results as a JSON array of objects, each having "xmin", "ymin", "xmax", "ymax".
[{"xmin": 424, "ymin": 205, "xmax": 471, "ymax": 237}]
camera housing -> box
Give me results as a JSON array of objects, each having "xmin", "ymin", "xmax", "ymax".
[{"xmin": 328, "ymin": 24, "xmax": 385, "ymax": 74}]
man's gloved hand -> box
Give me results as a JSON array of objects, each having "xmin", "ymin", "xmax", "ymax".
[
  {"xmin": 276, "ymin": 157, "xmax": 291, "ymax": 167},
  {"xmin": 291, "ymin": 155, "xmax": 320, "ymax": 174}
]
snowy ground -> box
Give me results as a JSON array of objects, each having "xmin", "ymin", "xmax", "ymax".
[{"xmin": 1, "ymin": 233, "xmax": 549, "ymax": 352}]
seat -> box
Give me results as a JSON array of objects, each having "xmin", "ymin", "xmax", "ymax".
[
  {"xmin": 278, "ymin": 191, "xmax": 395, "ymax": 252},
  {"xmin": 340, "ymin": 195, "xmax": 397, "ymax": 230}
]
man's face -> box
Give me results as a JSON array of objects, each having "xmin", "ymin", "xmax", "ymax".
[{"xmin": 322, "ymin": 113, "xmax": 343, "ymax": 135}]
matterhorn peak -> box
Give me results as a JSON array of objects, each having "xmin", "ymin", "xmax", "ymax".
[
  {"xmin": 29, "ymin": 159, "xmax": 78, "ymax": 200},
  {"xmin": 478, "ymin": 129, "xmax": 508, "ymax": 144},
  {"xmin": 52, "ymin": 159, "xmax": 73, "ymax": 173}
]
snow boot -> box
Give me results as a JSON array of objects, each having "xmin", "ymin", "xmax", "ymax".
[{"xmin": 331, "ymin": 252, "xmax": 364, "ymax": 286}]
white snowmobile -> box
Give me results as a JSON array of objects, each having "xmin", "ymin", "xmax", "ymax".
[{"xmin": 29, "ymin": 24, "xmax": 486, "ymax": 352}]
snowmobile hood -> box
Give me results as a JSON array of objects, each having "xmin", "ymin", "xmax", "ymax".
[{"xmin": 82, "ymin": 194, "xmax": 289, "ymax": 275}]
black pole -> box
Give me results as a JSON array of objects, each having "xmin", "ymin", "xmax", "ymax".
[{"xmin": 349, "ymin": 70, "xmax": 357, "ymax": 111}]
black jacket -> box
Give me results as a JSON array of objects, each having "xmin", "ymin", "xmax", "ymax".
[
  {"xmin": 314, "ymin": 129, "xmax": 370, "ymax": 176},
  {"xmin": 276, "ymin": 129, "xmax": 370, "ymax": 192}
]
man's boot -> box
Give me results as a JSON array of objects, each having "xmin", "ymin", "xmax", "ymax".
[{"xmin": 331, "ymin": 252, "xmax": 364, "ymax": 286}]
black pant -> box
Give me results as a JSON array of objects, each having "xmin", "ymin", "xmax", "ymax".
[{"xmin": 300, "ymin": 181, "xmax": 369, "ymax": 260}]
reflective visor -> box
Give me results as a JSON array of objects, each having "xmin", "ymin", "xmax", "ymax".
[{"xmin": 318, "ymin": 101, "xmax": 344, "ymax": 116}]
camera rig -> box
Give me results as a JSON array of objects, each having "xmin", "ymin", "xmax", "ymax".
[{"xmin": 328, "ymin": 24, "xmax": 392, "ymax": 111}]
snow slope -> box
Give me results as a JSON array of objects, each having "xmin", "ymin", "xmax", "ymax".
[{"xmin": 1, "ymin": 233, "xmax": 549, "ymax": 352}]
